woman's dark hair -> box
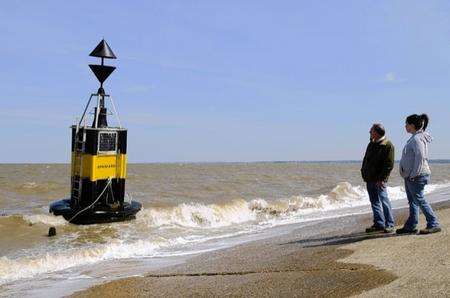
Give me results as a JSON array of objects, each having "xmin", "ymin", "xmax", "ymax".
[{"xmin": 406, "ymin": 114, "xmax": 429, "ymax": 131}]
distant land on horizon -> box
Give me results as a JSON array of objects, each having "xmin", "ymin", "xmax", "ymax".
[{"xmin": 1, "ymin": 159, "xmax": 450, "ymax": 165}]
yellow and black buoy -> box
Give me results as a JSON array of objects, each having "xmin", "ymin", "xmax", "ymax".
[{"xmin": 49, "ymin": 40, "xmax": 141, "ymax": 224}]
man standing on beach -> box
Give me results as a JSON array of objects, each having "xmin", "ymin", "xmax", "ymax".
[{"xmin": 361, "ymin": 123, "xmax": 395, "ymax": 233}]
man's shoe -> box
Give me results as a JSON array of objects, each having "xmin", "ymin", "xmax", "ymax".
[
  {"xmin": 366, "ymin": 225, "xmax": 385, "ymax": 233},
  {"xmin": 396, "ymin": 227, "xmax": 418, "ymax": 235},
  {"xmin": 384, "ymin": 227, "xmax": 395, "ymax": 233},
  {"xmin": 419, "ymin": 227, "xmax": 441, "ymax": 234}
]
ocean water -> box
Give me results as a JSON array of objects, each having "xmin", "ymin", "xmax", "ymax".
[{"xmin": 0, "ymin": 162, "xmax": 449, "ymax": 295}]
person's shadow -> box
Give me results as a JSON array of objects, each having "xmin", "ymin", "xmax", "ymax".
[{"xmin": 281, "ymin": 231, "xmax": 400, "ymax": 248}]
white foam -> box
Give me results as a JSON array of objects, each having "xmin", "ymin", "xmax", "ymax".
[
  {"xmin": 0, "ymin": 238, "xmax": 167, "ymax": 284},
  {"xmin": 23, "ymin": 214, "xmax": 68, "ymax": 226},
  {"xmin": 67, "ymin": 274, "xmax": 93, "ymax": 280}
]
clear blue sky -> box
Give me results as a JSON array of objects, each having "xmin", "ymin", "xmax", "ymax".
[{"xmin": 1, "ymin": 1, "xmax": 449, "ymax": 163}]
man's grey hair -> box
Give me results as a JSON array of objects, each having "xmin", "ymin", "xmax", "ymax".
[{"xmin": 372, "ymin": 123, "xmax": 385, "ymax": 137}]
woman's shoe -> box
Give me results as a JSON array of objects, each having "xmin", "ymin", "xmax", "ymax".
[
  {"xmin": 384, "ymin": 227, "xmax": 395, "ymax": 233},
  {"xmin": 395, "ymin": 227, "xmax": 418, "ymax": 235},
  {"xmin": 419, "ymin": 227, "xmax": 441, "ymax": 234}
]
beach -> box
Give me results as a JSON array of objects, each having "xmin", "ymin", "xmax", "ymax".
[{"xmin": 73, "ymin": 200, "xmax": 450, "ymax": 297}]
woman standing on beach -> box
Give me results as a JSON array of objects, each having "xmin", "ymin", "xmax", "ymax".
[{"xmin": 397, "ymin": 114, "xmax": 441, "ymax": 234}]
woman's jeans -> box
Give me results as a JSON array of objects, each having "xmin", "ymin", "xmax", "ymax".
[
  {"xmin": 403, "ymin": 174, "xmax": 440, "ymax": 230},
  {"xmin": 367, "ymin": 182, "xmax": 395, "ymax": 228}
]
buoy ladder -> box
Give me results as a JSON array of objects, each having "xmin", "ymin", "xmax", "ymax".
[{"xmin": 71, "ymin": 126, "xmax": 85, "ymax": 204}]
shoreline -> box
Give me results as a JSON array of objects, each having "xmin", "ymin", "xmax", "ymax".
[{"xmin": 72, "ymin": 200, "xmax": 450, "ymax": 297}]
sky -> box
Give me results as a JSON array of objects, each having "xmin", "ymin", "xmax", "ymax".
[{"xmin": 0, "ymin": 0, "xmax": 449, "ymax": 163}]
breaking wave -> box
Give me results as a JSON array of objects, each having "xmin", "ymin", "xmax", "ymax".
[
  {"xmin": 1, "ymin": 181, "xmax": 449, "ymax": 284},
  {"xmin": 134, "ymin": 181, "xmax": 448, "ymax": 229},
  {"xmin": 137, "ymin": 199, "xmax": 256, "ymax": 228},
  {"xmin": 0, "ymin": 239, "xmax": 165, "ymax": 283}
]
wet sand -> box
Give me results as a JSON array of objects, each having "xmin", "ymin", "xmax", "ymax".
[{"xmin": 73, "ymin": 201, "xmax": 449, "ymax": 297}]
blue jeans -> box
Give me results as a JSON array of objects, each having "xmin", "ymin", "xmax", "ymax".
[
  {"xmin": 403, "ymin": 174, "xmax": 440, "ymax": 230},
  {"xmin": 366, "ymin": 182, "xmax": 395, "ymax": 228}
]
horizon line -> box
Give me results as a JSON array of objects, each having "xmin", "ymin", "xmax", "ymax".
[{"xmin": 1, "ymin": 159, "xmax": 450, "ymax": 165}]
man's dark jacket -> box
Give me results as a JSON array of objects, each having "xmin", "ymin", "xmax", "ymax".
[{"xmin": 361, "ymin": 138, "xmax": 395, "ymax": 182}]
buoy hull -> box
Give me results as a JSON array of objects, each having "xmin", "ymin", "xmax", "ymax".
[{"xmin": 49, "ymin": 199, "xmax": 142, "ymax": 225}]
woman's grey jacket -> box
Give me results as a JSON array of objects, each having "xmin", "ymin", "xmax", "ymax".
[{"xmin": 399, "ymin": 130, "xmax": 432, "ymax": 179}]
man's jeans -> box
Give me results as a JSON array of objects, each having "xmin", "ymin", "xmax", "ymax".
[
  {"xmin": 367, "ymin": 182, "xmax": 395, "ymax": 228},
  {"xmin": 403, "ymin": 174, "xmax": 440, "ymax": 230}
]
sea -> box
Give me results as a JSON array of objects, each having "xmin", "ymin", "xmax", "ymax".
[{"xmin": 1, "ymin": 162, "xmax": 450, "ymax": 296}]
